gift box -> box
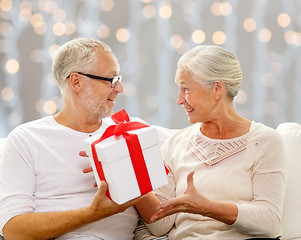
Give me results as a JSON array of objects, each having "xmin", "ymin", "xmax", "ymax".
[{"xmin": 84, "ymin": 110, "xmax": 168, "ymax": 204}]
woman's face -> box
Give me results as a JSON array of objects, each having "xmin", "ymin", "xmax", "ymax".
[{"xmin": 175, "ymin": 68, "xmax": 217, "ymax": 124}]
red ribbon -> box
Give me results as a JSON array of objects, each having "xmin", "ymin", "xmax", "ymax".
[{"xmin": 91, "ymin": 109, "xmax": 153, "ymax": 200}]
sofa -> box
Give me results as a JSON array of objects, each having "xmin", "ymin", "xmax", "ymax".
[{"xmin": 0, "ymin": 122, "xmax": 301, "ymax": 239}]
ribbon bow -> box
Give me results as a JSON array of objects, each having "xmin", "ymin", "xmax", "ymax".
[{"xmin": 91, "ymin": 109, "xmax": 152, "ymax": 199}]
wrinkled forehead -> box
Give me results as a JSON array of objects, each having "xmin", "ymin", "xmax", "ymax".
[{"xmin": 175, "ymin": 67, "xmax": 190, "ymax": 84}]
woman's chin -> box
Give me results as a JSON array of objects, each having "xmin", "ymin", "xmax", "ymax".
[
  {"xmin": 186, "ymin": 111, "xmax": 199, "ymax": 124},
  {"xmin": 187, "ymin": 116, "xmax": 198, "ymax": 124}
]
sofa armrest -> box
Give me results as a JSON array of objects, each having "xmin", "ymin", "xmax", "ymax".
[{"xmin": 276, "ymin": 122, "xmax": 301, "ymax": 240}]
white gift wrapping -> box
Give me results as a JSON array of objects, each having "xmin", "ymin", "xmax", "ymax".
[{"xmin": 84, "ymin": 126, "xmax": 168, "ymax": 204}]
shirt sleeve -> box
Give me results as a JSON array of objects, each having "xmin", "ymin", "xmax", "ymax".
[
  {"xmin": 232, "ymin": 130, "xmax": 287, "ymax": 237},
  {"xmin": 0, "ymin": 127, "xmax": 36, "ymax": 234},
  {"xmin": 145, "ymin": 140, "xmax": 177, "ymax": 236}
]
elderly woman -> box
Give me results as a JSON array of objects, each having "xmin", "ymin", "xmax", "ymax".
[{"xmin": 145, "ymin": 45, "xmax": 286, "ymax": 239}]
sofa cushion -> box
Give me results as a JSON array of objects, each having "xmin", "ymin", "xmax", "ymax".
[
  {"xmin": 0, "ymin": 138, "xmax": 6, "ymax": 159},
  {"xmin": 134, "ymin": 219, "xmax": 168, "ymax": 240},
  {"xmin": 276, "ymin": 122, "xmax": 301, "ymax": 240}
]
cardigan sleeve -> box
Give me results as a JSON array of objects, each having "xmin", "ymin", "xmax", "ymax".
[
  {"xmin": 144, "ymin": 140, "xmax": 177, "ymax": 236},
  {"xmin": 232, "ymin": 129, "xmax": 287, "ymax": 237}
]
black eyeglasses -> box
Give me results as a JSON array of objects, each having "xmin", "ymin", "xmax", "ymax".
[{"xmin": 67, "ymin": 72, "xmax": 122, "ymax": 88}]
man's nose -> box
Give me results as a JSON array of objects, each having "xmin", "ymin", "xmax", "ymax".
[{"xmin": 113, "ymin": 81, "xmax": 124, "ymax": 93}]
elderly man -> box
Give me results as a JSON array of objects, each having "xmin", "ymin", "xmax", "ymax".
[{"xmin": 0, "ymin": 38, "xmax": 170, "ymax": 239}]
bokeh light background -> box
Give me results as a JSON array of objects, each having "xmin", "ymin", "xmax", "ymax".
[{"xmin": 0, "ymin": 0, "xmax": 301, "ymax": 137}]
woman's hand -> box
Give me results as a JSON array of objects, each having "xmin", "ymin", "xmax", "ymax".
[
  {"xmin": 150, "ymin": 171, "xmax": 211, "ymax": 222},
  {"xmin": 150, "ymin": 171, "xmax": 238, "ymax": 225}
]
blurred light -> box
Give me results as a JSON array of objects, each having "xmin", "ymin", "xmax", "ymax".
[
  {"xmin": 19, "ymin": 1, "xmax": 32, "ymax": 11},
  {"xmin": 9, "ymin": 112, "xmax": 22, "ymax": 127},
  {"xmin": 19, "ymin": 1, "xmax": 32, "ymax": 22},
  {"xmin": 30, "ymin": 13, "xmax": 44, "ymax": 28},
  {"xmin": 65, "ymin": 21, "xmax": 76, "ymax": 35},
  {"xmin": 261, "ymin": 72, "xmax": 275, "ymax": 86},
  {"xmin": 270, "ymin": 62, "xmax": 283, "ymax": 76},
  {"xmin": 49, "ymin": 44, "xmax": 60, "ymax": 59},
  {"xmin": 0, "ymin": 21, "xmax": 11, "ymax": 35},
  {"xmin": 295, "ymin": 32, "xmax": 301, "ymax": 46},
  {"xmin": 101, "ymin": 0, "xmax": 114, "ymax": 11},
  {"xmin": 284, "ymin": 30, "xmax": 297, "ymax": 44},
  {"xmin": 259, "ymin": 28, "xmax": 272, "ymax": 42},
  {"xmin": 266, "ymin": 101, "xmax": 278, "ymax": 115},
  {"xmin": 116, "ymin": 28, "xmax": 130, "ymax": 43},
  {"xmin": 19, "ymin": 8, "xmax": 32, "ymax": 22},
  {"xmin": 123, "ymin": 83, "xmax": 137, "ymax": 97},
  {"xmin": 53, "ymin": 22, "xmax": 65, "ymax": 36},
  {"xmin": 243, "ymin": 18, "xmax": 256, "ymax": 32},
  {"xmin": 211, "ymin": 2, "xmax": 221, "ymax": 16},
  {"xmin": 0, "ymin": 0, "xmax": 13, "ymax": 11},
  {"xmin": 170, "ymin": 35, "xmax": 183, "ymax": 49},
  {"xmin": 6, "ymin": 59, "xmax": 20, "ymax": 74},
  {"xmin": 43, "ymin": 100, "xmax": 57, "ymax": 115},
  {"xmin": 97, "ymin": 24, "xmax": 110, "ymax": 39},
  {"xmin": 235, "ymin": 90, "xmax": 247, "ymax": 104},
  {"xmin": 192, "ymin": 30, "xmax": 205, "ymax": 44},
  {"xmin": 43, "ymin": 0, "xmax": 57, "ymax": 14},
  {"xmin": 145, "ymin": 95, "xmax": 157, "ymax": 109},
  {"xmin": 278, "ymin": 13, "xmax": 290, "ymax": 28},
  {"xmin": 30, "ymin": 49, "xmax": 43, "ymax": 63},
  {"xmin": 212, "ymin": 31, "xmax": 226, "ymax": 45},
  {"xmin": 142, "ymin": 0, "xmax": 153, "ymax": 3},
  {"xmin": 35, "ymin": 99, "xmax": 44, "ymax": 113},
  {"xmin": 220, "ymin": 2, "xmax": 232, "ymax": 16},
  {"xmin": 159, "ymin": 3, "xmax": 172, "ymax": 19},
  {"xmin": 176, "ymin": 41, "xmax": 189, "ymax": 55},
  {"xmin": 1, "ymin": 87, "xmax": 14, "ymax": 101},
  {"xmin": 143, "ymin": 5, "xmax": 156, "ymax": 19},
  {"xmin": 34, "ymin": 22, "xmax": 47, "ymax": 35},
  {"xmin": 211, "ymin": 2, "xmax": 232, "ymax": 16},
  {"xmin": 53, "ymin": 8, "xmax": 66, "ymax": 22}
]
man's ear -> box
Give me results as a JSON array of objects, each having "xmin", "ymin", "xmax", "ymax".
[
  {"xmin": 68, "ymin": 72, "xmax": 81, "ymax": 93},
  {"xmin": 214, "ymin": 80, "xmax": 225, "ymax": 100}
]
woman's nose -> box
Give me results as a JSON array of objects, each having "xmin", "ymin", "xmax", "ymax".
[{"xmin": 177, "ymin": 94, "xmax": 186, "ymax": 105}]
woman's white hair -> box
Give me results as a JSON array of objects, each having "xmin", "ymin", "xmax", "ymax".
[
  {"xmin": 177, "ymin": 45, "xmax": 242, "ymax": 100},
  {"xmin": 52, "ymin": 37, "xmax": 112, "ymax": 90}
]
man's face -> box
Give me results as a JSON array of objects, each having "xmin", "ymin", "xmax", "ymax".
[{"xmin": 79, "ymin": 50, "xmax": 123, "ymax": 121}]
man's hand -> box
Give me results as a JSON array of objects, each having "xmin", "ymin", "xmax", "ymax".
[
  {"xmin": 80, "ymin": 150, "xmax": 139, "ymax": 215},
  {"xmin": 89, "ymin": 180, "xmax": 139, "ymax": 220}
]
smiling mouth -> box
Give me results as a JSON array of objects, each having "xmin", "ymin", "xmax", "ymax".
[{"xmin": 185, "ymin": 108, "xmax": 194, "ymax": 112}]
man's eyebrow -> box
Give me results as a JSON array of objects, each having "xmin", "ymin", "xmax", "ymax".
[{"xmin": 107, "ymin": 70, "xmax": 119, "ymax": 76}]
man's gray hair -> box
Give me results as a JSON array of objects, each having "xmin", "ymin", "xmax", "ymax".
[
  {"xmin": 52, "ymin": 37, "xmax": 112, "ymax": 89},
  {"xmin": 177, "ymin": 45, "xmax": 242, "ymax": 100}
]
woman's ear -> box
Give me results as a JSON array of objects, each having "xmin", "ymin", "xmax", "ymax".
[
  {"xmin": 68, "ymin": 72, "xmax": 81, "ymax": 93},
  {"xmin": 214, "ymin": 80, "xmax": 225, "ymax": 100}
]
